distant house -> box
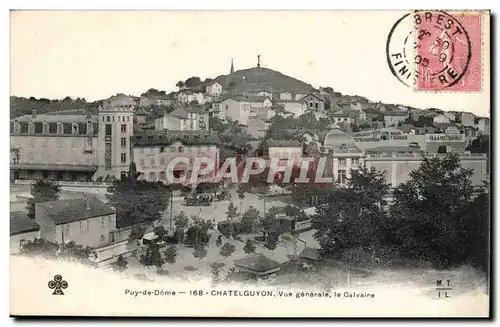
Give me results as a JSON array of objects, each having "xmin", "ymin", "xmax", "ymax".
[
  {"xmin": 249, "ymin": 89, "xmax": 272, "ymax": 98},
  {"xmin": 10, "ymin": 211, "xmax": 40, "ymax": 254},
  {"xmin": 279, "ymin": 92, "xmax": 293, "ymax": 101},
  {"xmin": 380, "ymin": 111, "xmax": 409, "ymax": 127},
  {"xmin": 177, "ymin": 90, "xmax": 196, "ymax": 104},
  {"xmin": 138, "ymin": 96, "xmax": 157, "ymax": 107},
  {"xmin": 329, "ymin": 109, "xmax": 366, "ymax": 126},
  {"xmin": 459, "ymin": 112, "xmax": 476, "ymax": 127},
  {"xmin": 155, "ymin": 107, "xmax": 209, "ymax": 131},
  {"xmin": 247, "ymin": 96, "xmax": 272, "ymax": 109},
  {"xmin": 205, "ymin": 82, "xmax": 222, "ymax": 96},
  {"xmin": 35, "ymin": 197, "xmax": 117, "ymax": 248},
  {"xmin": 476, "ymin": 117, "xmax": 490, "ymax": 135},
  {"xmin": 293, "ymin": 92, "xmax": 308, "ymax": 101},
  {"xmin": 301, "ymin": 93, "xmax": 326, "ymax": 112},
  {"xmin": 155, "ymin": 95, "xmax": 175, "ymax": 107},
  {"xmin": 276, "ymin": 100, "xmax": 307, "ymax": 118},
  {"xmin": 266, "ymin": 139, "xmax": 303, "ymax": 162},
  {"xmin": 213, "ymin": 97, "xmax": 251, "ymax": 125},
  {"xmin": 429, "ymin": 113, "xmax": 452, "ymax": 124}
]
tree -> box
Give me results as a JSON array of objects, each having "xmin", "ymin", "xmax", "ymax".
[
  {"xmin": 264, "ymin": 233, "xmax": 279, "ymax": 251},
  {"xmin": 226, "ymin": 202, "xmax": 239, "ymax": 221},
  {"xmin": 153, "ymin": 226, "xmax": 168, "ymax": 242},
  {"xmin": 312, "ymin": 165, "xmax": 389, "ymax": 260},
  {"xmin": 58, "ymin": 241, "xmax": 94, "ymax": 264},
  {"xmin": 241, "ymin": 206, "xmax": 260, "ymax": 234},
  {"xmin": 164, "ymin": 245, "xmax": 178, "ymax": 266},
  {"xmin": 111, "ymin": 255, "xmax": 128, "ymax": 272},
  {"xmin": 176, "ymin": 81, "xmax": 185, "ymax": 89},
  {"xmin": 184, "ymin": 77, "xmax": 202, "ymax": 88},
  {"xmin": 192, "ymin": 245, "xmax": 208, "ymax": 263},
  {"xmin": 107, "ymin": 162, "xmax": 171, "ymax": 228},
  {"xmin": 128, "ymin": 224, "xmax": 146, "ymax": 243},
  {"xmin": 140, "ymin": 242, "xmax": 164, "ymax": 273},
  {"xmin": 185, "ymin": 219, "xmax": 211, "ymax": 248},
  {"xmin": 219, "ymin": 242, "xmax": 236, "ymax": 258},
  {"xmin": 210, "ymin": 262, "xmax": 225, "ymax": 281},
  {"xmin": 174, "ymin": 212, "xmax": 189, "ymax": 230},
  {"xmin": 243, "ymin": 239, "xmax": 256, "ymax": 254},
  {"xmin": 20, "ymin": 238, "xmax": 59, "ymax": 258},
  {"xmin": 389, "ymin": 153, "xmax": 482, "ymax": 269},
  {"xmin": 27, "ymin": 179, "xmax": 61, "ymax": 218}
]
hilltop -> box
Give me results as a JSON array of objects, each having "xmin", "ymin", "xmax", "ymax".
[{"xmin": 213, "ymin": 67, "xmax": 316, "ymax": 94}]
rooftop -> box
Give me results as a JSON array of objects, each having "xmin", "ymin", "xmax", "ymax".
[
  {"xmin": 13, "ymin": 114, "xmax": 98, "ymax": 123},
  {"xmin": 10, "ymin": 211, "xmax": 40, "ymax": 236},
  {"xmin": 365, "ymin": 146, "xmax": 422, "ymax": 153},
  {"xmin": 234, "ymin": 253, "xmax": 281, "ymax": 273},
  {"xmin": 36, "ymin": 197, "xmax": 115, "ymax": 225},
  {"xmin": 266, "ymin": 139, "xmax": 302, "ymax": 148},
  {"xmin": 168, "ymin": 107, "xmax": 207, "ymax": 119},
  {"xmin": 299, "ymin": 248, "xmax": 320, "ymax": 261},
  {"xmin": 132, "ymin": 130, "xmax": 221, "ymax": 147}
]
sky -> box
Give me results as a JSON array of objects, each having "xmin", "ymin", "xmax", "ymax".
[{"xmin": 10, "ymin": 11, "xmax": 490, "ymax": 116}]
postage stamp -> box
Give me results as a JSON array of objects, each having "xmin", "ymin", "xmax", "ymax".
[{"xmin": 386, "ymin": 10, "xmax": 483, "ymax": 92}]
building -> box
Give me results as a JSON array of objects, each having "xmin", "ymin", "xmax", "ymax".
[
  {"xmin": 328, "ymin": 109, "xmax": 367, "ymax": 126},
  {"xmin": 322, "ymin": 129, "xmax": 364, "ymax": 185},
  {"xmin": 213, "ymin": 97, "xmax": 251, "ymax": 125},
  {"xmin": 364, "ymin": 146, "xmax": 487, "ymax": 188},
  {"xmin": 97, "ymin": 95, "xmax": 135, "ymax": 179},
  {"xmin": 35, "ymin": 197, "xmax": 117, "ymax": 248},
  {"xmin": 279, "ymin": 92, "xmax": 293, "ymax": 101},
  {"xmin": 380, "ymin": 111, "xmax": 409, "ymax": 127},
  {"xmin": 155, "ymin": 95, "xmax": 175, "ymax": 107},
  {"xmin": 205, "ymin": 82, "xmax": 222, "ymax": 96},
  {"xmin": 301, "ymin": 93, "xmax": 326, "ymax": 112},
  {"xmin": 177, "ymin": 90, "xmax": 197, "ymax": 104},
  {"xmin": 476, "ymin": 117, "xmax": 490, "ymax": 135},
  {"xmin": 248, "ymin": 96, "xmax": 272, "ymax": 109},
  {"xmin": 431, "ymin": 113, "xmax": 452, "ymax": 124},
  {"xmin": 155, "ymin": 107, "xmax": 209, "ymax": 132},
  {"xmin": 131, "ymin": 130, "xmax": 220, "ymax": 186},
  {"xmin": 459, "ymin": 112, "xmax": 476, "ymax": 127},
  {"xmin": 10, "ymin": 110, "xmax": 99, "ymax": 182},
  {"xmin": 275, "ymin": 100, "xmax": 307, "ymax": 118},
  {"xmin": 266, "ymin": 139, "xmax": 303, "ymax": 163},
  {"xmin": 253, "ymin": 89, "xmax": 272, "ymax": 98},
  {"xmin": 10, "ymin": 211, "xmax": 40, "ymax": 254}
]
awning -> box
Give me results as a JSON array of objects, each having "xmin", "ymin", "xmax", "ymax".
[{"xmin": 10, "ymin": 164, "xmax": 98, "ymax": 172}]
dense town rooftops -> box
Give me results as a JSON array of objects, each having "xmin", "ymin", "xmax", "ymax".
[
  {"xmin": 379, "ymin": 111, "xmax": 409, "ymax": 117},
  {"xmin": 365, "ymin": 146, "xmax": 423, "ymax": 153},
  {"xmin": 12, "ymin": 114, "xmax": 98, "ymax": 123},
  {"xmin": 132, "ymin": 130, "xmax": 221, "ymax": 147},
  {"xmin": 266, "ymin": 139, "xmax": 302, "ymax": 148},
  {"xmin": 246, "ymin": 95, "xmax": 271, "ymax": 102},
  {"xmin": 167, "ymin": 107, "xmax": 208, "ymax": 119},
  {"xmin": 36, "ymin": 197, "xmax": 115, "ymax": 225},
  {"xmin": 10, "ymin": 211, "xmax": 40, "ymax": 236}
]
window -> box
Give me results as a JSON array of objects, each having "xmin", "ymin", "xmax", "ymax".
[
  {"xmin": 159, "ymin": 171, "xmax": 166, "ymax": 180},
  {"xmin": 105, "ymin": 124, "xmax": 112, "ymax": 136},
  {"xmin": 34, "ymin": 122, "xmax": 43, "ymax": 133},
  {"xmin": 315, "ymin": 103, "xmax": 319, "ymax": 109},
  {"xmin": 121, "ymin": 138, "xmax": 127, "ymax": 147},
  {"xmin": 127, "ymin": 116, "xmax": 130, "ymax": 122},
  {"xmin": 179, "ymin": 146, "xmax": 183, "ymax": 153},
  {"xmin": 101, "ymin": 217, "xmax": 105, "ymax": 227},
  {"xmin": 352, "ymin": 158, "xmax": 359, "ymax": 166},
  {"xmin": 337, "ymin": 169, "xmax": 347, "ymax": 184},
  {"xmin": 160, "ymin": 146, "xmax": 165, "ymax": 153},
  {"xmin": 86, "ymin": 138, "xmax": 92, "ymax": 148},
  {"xmin": 309, "ymin": 102, "xmax": 313, "ymax": 108},
  {"xmin": 121, "ymin": 153, "xmax": 127, "ymax": 163},
  {"xmin": 112, "ymin": 116, "xmax": 115, "ymax": 122},
  {"xmin": 78, "ymin": 123, "xmax": 87, "ymax": 134},
  {"xmin": 102, "ymin": 116, "xmax": 105, "ymax": 122},
  {"xmin": 118, "ymin": 116, "xmax": 121, "ymax": 122},
  {"xmin": 140, "ymin": 159, "xmax": 145, "ymax": 167},
  {"xmin": 19, "ymin": 122, "xmax": 29, "ymax": 133},
  {"xmin": 107, "ymin": 116, "xmax": 110, "ymax": 122},
  {"xmin": 49, "ymin": 123, "xmax": 58, "ymax": 134},
  {"xmin": 150, "ymin": 159, "xmax": 155, "ymax": 166},
  {"xmin": 121, "ymin": 124, "xmax": 127, "ymax": 133},
  {"xmin": 338, "ymin": 158, "xmax": 346, "ymax": 167},
  {"xmin": 63, "ymin": 123, "xmax": 72, "ymax": 134},
  {"xmin": 149, "ymin": 172, "xmax": 156, "ymax": 181},
  {"xmin": 100, "ymin": 235, "xmax": 105, "ymax": 242}
]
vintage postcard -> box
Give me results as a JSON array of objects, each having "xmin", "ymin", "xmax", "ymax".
[{"xmin": 9, "ymin": 10, "xmax": 491, "ymax": 317}]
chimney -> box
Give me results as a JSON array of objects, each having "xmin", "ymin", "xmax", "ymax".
[{"xmin": 32, "ymin": 110, "xmax": 37, "ymax": 119}]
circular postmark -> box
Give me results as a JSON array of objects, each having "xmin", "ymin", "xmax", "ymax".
[{"xmin": 386, "ymin": 10, "xmax": 472, "ymax": 91}]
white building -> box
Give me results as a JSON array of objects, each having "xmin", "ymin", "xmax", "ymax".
[
  {"xmin": 205, "ymin": 82, "xmax": 222, "ymax": 96},
  {"xmin": 212, "ymin": 97, "xmax": 251, "ymax": 125},
  {"xmin": 155, "ymin": 107, "xmax": 209, "ymax": 132}
]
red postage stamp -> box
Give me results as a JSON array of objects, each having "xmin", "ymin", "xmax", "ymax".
[{"xmin": 386, "ymin": 10, "xmax": 483, "ymax": 92}]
